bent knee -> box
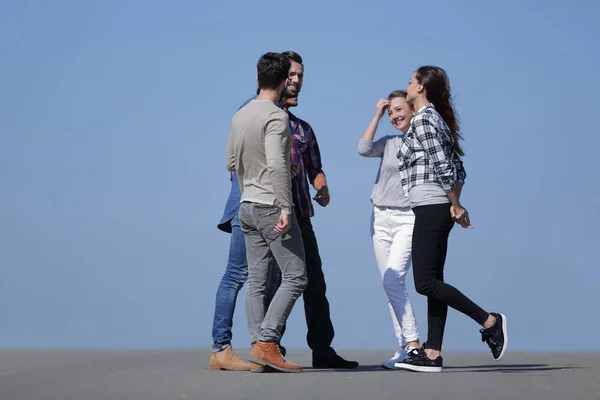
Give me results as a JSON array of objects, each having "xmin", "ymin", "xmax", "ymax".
[
  {"xmin": 297, "ymin": 274, "xmax": 308, "ymax": 292},
  {"xmin": 382, "ymin": 274, "xmax": 407, "ymax": 294},
  {"xmin": 280, "ymin": 270, "xmax": 308, "ymax": 290},
  {"xmin": 224, "ymin": 270, "xmax": 248, "ymax": 287},
  {"xmin": 291, "ymin": 272, "xmax": 308, "ymax": 293},
  {"xmin": 415, "ymin": 279, "xmax": 437, "ymax": 296}
]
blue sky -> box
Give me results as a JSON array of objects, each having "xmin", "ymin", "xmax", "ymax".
[{"xmin": 1, "ymin": 0, "xmax": 599, "ymax": 351}]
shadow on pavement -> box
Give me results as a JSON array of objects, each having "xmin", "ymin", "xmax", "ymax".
[
  {"xmin": 444, "ymin": 364, "xmax": 581, "ymax": 373},
  {"xmin": 300, "ymin": 363, "xmax": 582, "ymax": 374},
  {"xmin": 303, "ymin": 365, "xmax": 397, "ymax": 373}
]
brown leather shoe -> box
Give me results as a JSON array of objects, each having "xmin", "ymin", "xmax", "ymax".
[
  {"xmin": 250, "ymin": 341, "xmax": 303, "ymax": 373},
  {"xmin": 209, "ymin": 346, "xmax": 251, "ymax": 371},
  {"xmin": 248, "ymin": 341, "xmax": 265, "ymax": 373},
  {"xmin": 250, "ymin": 362, "xmax": 266, "ymax": 373}
]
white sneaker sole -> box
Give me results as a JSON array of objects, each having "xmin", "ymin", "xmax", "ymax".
[
  {"xmin": 393, "ymin": 362, "xmax": 443, "ymax": 373},
  {"xmin": 381, "ymin": 360, "xmax": 403, "ymax": 370},
  {"xmin": 494, "ymin": 313, "xmax": 508, "ymax": 361}
]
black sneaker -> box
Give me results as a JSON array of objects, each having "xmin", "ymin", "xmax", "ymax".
[
  {"xmin": 480, "ymin": 312, "xmax": 508, "ymax": 361},
  {"xmin": 312, "ymin": 350, "xmax": 359, "ymax": 369},
  {"xmin": 394, "ymin": 347, "xmax": 443, "ymax": 373}
]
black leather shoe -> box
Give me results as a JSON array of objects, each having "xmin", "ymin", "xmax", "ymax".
[{"xmin": 312, "ymin": 350, "xmax": 358, "ymax": 369}]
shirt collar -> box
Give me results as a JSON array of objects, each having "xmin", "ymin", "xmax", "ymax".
[
  {"xmin": 416, "ymin": 103, "xmax": 435, "ymax": 113},
  {"xmin": 287, "ymin": 111, "xmax": 299, "ymax": 128},
  {"xmin": 408, "ymin": 104, "xmax": 434, "ymax": 126}
]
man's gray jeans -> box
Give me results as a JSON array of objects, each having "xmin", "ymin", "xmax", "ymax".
[{"xmin": 238, "ymin": 202, "xmax": 308, "ymax": 343}]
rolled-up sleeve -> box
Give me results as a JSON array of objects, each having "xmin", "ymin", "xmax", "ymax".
[
  {"xmin": 305, "ymin": 124, "xmax": 324, "ymax": 184},
  {"xmin": 358, "ymin": 137, "xmax": 387, "ymax": 158},
  {"xmin": 453, "ymin": 156, "xmax": 467, "ymax": 183}
]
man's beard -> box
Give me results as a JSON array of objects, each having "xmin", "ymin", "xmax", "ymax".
[
  {"xmin": 278, "ymin": 92, "xmax": 299, "ymax": 107},
  {"xmin": 280, "ymin": 87, "xmax": 299, "ymax": 105},
  {"xmin": 284, "ymin": 82, "xmax": 301, "ymax": 98}
]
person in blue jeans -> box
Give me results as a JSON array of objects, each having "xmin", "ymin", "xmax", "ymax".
[{"xmin": 211, "ymin": 51, "xmax": 359, "ymax": 371}]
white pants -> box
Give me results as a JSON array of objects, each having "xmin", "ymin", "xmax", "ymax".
[{"xmin": 371, "ymin": 205, "xmax": 420, "ymax": 347}]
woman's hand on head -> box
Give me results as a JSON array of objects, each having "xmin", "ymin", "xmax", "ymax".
[{"xmin": 375, "ymin": 99, "xmax": 391, "ymax": 119}]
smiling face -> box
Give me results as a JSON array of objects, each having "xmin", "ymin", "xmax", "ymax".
[
  {"xmin": 388, "ymin": 96, "xmax": 414, "ymax": 133},
  {"xmin": 282, "ymin": 61, "xmax": 304, "ymax": 107}
]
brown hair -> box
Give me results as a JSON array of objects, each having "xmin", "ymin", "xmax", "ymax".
[
  {"xmin": 388, "ymin": 90, "xmax": 408, "ymax": 101},
  {"xmin": 281, "ymin": 50, "xmax": 303, "ymax": 65},
  {"xmin": 415, "ymin": 66, "xmax": 464, "ymax": 156}
]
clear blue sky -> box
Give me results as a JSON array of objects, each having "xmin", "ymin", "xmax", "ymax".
[{"xmin": 1, "ymin": 0, "xmax": 599, "ymax": 351}]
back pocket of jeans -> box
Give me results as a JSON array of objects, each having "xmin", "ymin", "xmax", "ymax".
[{"xmin": 255, "ymin": 205, "xmax": 279, "ymax": 218}]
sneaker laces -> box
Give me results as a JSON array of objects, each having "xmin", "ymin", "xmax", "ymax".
[
  {"xmin": 404, "ymin": 344, "xmax": 419, "ymax": 353},
  {"xmin": 480, "ymin": 327, "xmax": 498, "ymax": 348},
  {"xmin": 406, "ymin": 347, "xmax": 423, "ymax": 359}
]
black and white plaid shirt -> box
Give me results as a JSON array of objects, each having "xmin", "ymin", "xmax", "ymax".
[{"xmin": 397, "ymin": 103, "xmax": 466, "ymax": 197}]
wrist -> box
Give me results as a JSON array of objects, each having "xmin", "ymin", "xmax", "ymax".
[
  {"xmin": 315, "ymin": 183, "xmax": 328, "ymax": 192},
  {"xmin": 447, "ymin": 190, "xmax": 460, "ymax": 206},
  {"xmin": 281, "ymin": 207, "xmax": 292, "ymax": 215}
]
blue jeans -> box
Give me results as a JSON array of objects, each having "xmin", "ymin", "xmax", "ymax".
[{"xmin": 211, "ymin": 214, "xmax": 280, "ymax": 351}]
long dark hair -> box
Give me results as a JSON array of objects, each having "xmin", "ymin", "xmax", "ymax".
[{"xmin": 415, "ymin": 66, "xmax": 464, "ymax": 156}]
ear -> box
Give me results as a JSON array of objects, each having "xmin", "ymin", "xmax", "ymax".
[
  {"xmin": 417, "ymin": 82, "xmax": 425, "ymax": 95},
  {"xmin": 255, "ymin": 76, "xmax": 258, "ymax": 85}
]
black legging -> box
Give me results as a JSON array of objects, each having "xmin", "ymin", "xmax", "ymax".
[{"xmin": 412, "ymin": 203, "xmax": 489, "ymax": 351}]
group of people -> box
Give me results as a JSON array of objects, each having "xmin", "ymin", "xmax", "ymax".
[{"xmin": 210, "ymin": 51, "xmax": 508, "ymax": 373}]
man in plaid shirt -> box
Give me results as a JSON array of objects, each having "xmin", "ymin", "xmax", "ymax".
[
  {"xmin": 273, "ymin": 51, "xmax": 358, "ymax": 369},
  {"xmin": 210, "ymin": 51, "xmax": 357, "ymax": 371}
]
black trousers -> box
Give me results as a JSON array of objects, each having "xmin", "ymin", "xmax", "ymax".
[
  {"xmin": 273, "ymin": 216, "xmax": 335, "ymax": 355},
  {"xmin": 411, "ymin": 204, "xmax": 489, "ymax": 351}
]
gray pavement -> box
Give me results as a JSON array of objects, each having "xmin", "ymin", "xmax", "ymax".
[{"xmin": 0, "ymin": 348, "xmax": 597, "ymax": 400}]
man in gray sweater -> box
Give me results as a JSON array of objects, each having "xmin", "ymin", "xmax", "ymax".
[{"xmin": 226, "ymin": 52, "xmax": 308, "ymax": 373}]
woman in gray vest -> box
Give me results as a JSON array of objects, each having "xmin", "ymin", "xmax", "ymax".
[{"xmin": 358, "ymin": 90, "xmax": 422, "ymax": 369}]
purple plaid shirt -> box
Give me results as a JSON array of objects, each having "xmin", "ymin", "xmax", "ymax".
[{"xmin": 289, "ymin": 111, "xmax": 323, "ymax": 218}]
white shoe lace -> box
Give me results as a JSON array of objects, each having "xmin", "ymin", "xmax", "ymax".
[{"xmin": 383, "ymin": 347, "xmax": 419, "ymax": 367}]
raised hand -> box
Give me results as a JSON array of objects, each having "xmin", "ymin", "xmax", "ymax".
[{"xmin": 375, "ymin": 98, "xmax": 391, "ymax": 119}]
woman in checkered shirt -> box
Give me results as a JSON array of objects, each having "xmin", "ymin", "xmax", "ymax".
[{"xmin": 394, "ymin": 66, "xmax": 508, "ymax": 373}]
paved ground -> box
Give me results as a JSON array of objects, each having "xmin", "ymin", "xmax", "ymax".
[{"xmin": 0, "ymin": 348, "xmax": 597, "ymax": 400}]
